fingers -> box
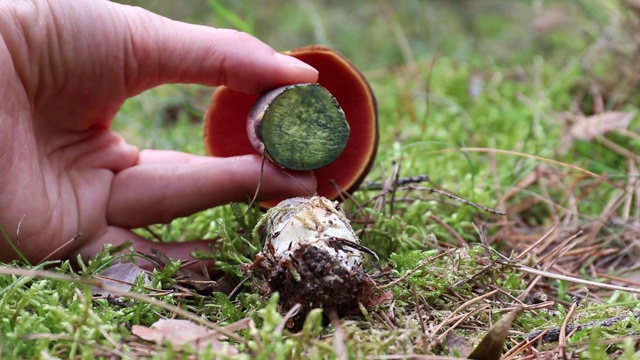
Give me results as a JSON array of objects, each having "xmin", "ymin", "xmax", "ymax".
[
  {"xmin": 119, "ymin": 4, "xmax": 318, "ymax": 95},
  {"xmin": 106, "ymin": 152, "xmax": 317, "ymax": 228},
  {"xmin": 7, "ymin": 1, "xmax": 317, "ymax": 127}
]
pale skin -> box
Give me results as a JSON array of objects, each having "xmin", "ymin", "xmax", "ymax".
[{"xmin": 0, "ymin": 0, "xmax": 318, "ymax": 267}]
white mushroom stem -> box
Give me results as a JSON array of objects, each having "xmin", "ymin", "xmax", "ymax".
[
  {"xmin": 248, "ymin": 196, "xmax": 380, "ymax": 326},
  {"xmin": 262, "ymin": 196, "xmax": 363, "ymax": 271}
]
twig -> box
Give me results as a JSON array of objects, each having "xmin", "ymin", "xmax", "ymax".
[
  {"xmin": 142, "ymin": 227, "xmax": 163, "ymax": 242},
  {"xmin": 433, "ymin": 289, "xmax": 499, "ymax": 338},
  {"xmin": 410, "ymin": 185, "xmax": 506, "ymax": 215},
  {"xmin": 373, "ymin": 309, "xmax": 396, "ymax": 331},
  {"xmin": 499, "ymin": 260, "xmax": 640, "ymax": 295},
  {"xmin": 275, "ymin": 304, "xmax": 301, "ymax": 335},
  {"xmin": 361, "ymin": 175, "xmax": 430, "ymax": 190},
  {"xmin": 516, "ymin": 223, "xmax": 558, "ymax": 260},
  {"xmin": 329, "ymin": 310, "xmax": 348, "ymax": 360},
  {"xmin": 526, "ymin": 310, "xmax": 640, "ymax": 343},
  {"xmin": 437, "ymin": 304, "xmax": 491, "ymax": 343},
  {"xmin": 430, "ymin": 215, "xmax": 466, "ymax": 246},
  {"xmin": 390, "ymin": 161, "xmax": 402, "ymax": 215},
  {"xmin": 227, "ymin": 276, "xmax": 250, "ymax": 299},
  {"xmin": 558, "ymin": 298, "xmax": 578, "ymax": 359},
  {"xmin": 38, "ymin": 232, "xmax": 83, "ymax": 264},
  {"xmin": 412, "ymin": 285, "xmax": 429, "ymax": 353},
  {"xmin": 247, "ymin": 154, "xmax": 267, "ymax": 212},
  {"xmin": 502, "ymin": 329, "xmax": 548, "ymax": 360},
  {"xmin": 517, "ymin": 230, "xmax": 584, "ymax": 301}
]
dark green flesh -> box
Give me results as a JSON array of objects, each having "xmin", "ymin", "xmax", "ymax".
[{"xmin": 259, "ymin": 84, "xmax": 350, "ymax": 171}]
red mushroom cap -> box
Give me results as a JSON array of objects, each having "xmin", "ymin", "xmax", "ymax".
[{"xmin": 203, "ymin": 45, "xmax": 378, "ymax": 208}]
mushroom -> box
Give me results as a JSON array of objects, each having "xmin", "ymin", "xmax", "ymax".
[
  {"xmin": 203, "ymin": 46, "xmax": 378, "ymax": 207},
  {"xmin": 245, "ymin": 195, "xmax": 379, "ymax": 328}
]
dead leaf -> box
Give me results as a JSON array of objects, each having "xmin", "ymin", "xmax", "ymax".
[
  {"xmin": 137, "ymin": 248, "xmax": 220, "ymax": 293},
  {"xmin": 92, "ymin": 262, "xmax": 151, "ymax": 296},
  {"xmin": 468, "ymin": 306, "xmax": 523, "ymax": 360},
  {"xmin": 132, "ymin": 319, "xmax": 240, "ymax": 354},
  {"xmin": 363, "ymin": 290, "xmax": 394, "ymax": 308},
  {"xmin": 446, "ymin": 331, "xmax": 474, "ymax": 358},
  {"xmin": 569, "ymin": 111, "xmax": 636, "ymax": 141}
]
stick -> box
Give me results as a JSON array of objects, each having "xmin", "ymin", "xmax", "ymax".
[
  {"xmin": 361, "ymin": 175, "xmax": 430, "ymax": 190},
  {"xmin": 526, "ymin": 310, "xmax": 640, "ymax": 343},
  {"xmin": 412, "ymin": 186, "xmax": 506, "ymax": 215}
]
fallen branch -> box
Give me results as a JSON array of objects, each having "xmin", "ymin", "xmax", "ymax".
[{"xmin": 526, "ymin": 310, "xmax": 640, "ymax": 343}]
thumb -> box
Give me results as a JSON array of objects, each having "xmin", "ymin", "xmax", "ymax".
[{"xmin": 120, "ymin": 4, "xmax": 318, "ymax": 95}]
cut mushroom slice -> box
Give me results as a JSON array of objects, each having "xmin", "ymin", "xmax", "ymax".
[{"xmin": 247, "ymin": 83, "xmax": 350, "ymax": 171}]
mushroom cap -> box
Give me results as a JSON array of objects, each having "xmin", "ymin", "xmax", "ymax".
[{"xmin": 203, "ymin": 45, "xmax": 378, "ymax": 208}]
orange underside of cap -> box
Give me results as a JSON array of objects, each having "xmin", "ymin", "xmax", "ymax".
[{"xmin": 204, "ymin": 46, "xmax": 378, "ymax": 208}]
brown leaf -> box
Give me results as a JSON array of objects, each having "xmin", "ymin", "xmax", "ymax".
[
  {"xmin": 92, "ymin": 262, "xmax": 151, "ymax": 296},
  {"xmin": 569, "ymin": 111, "xmax": 635, "ymax": 141},
  {"xmin": 363, "ymin": 290, "xmax": 394, "ymax": 308},
  {"xmin": 468, "ymin": 306, "xmax": 523, "ymax": 360},
  {"xmin": 446, "ymin": 331, "xmax": 474, "ymax": 358},
  {"xmin": 132, "ymin": 319, "xmax": 239, "ymax": 354}
]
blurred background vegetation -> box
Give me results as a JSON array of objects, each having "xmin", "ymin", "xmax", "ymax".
[
  {"xmin": 118, "ymin": 0, "xmax": 593, "ymax": 67},
  {"xmin": 113, "ymin": 0, "xmax": 639, "ymax": 152}
]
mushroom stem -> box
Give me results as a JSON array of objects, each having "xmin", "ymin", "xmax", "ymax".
[
  {"xmin": 246, "ymin": 83, "xmax": 350, "ymax": 171},
  {"xmin": 247, "ymin": 196, "xmax": 378, "ymax": 328}
]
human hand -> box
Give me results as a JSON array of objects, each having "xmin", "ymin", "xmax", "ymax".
[{"xmin": 0, "ymin": 0, "xmax": 318, "ymax": 267}]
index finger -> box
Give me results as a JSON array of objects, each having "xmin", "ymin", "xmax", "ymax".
[{"xmin": 121, "ymin": 5, "xmax": 319, "ymax": 95}]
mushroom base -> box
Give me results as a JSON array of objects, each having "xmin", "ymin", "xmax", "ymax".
[{"xmin": 247, "ymin": 242, "xmax": 375, "ymax": 329}]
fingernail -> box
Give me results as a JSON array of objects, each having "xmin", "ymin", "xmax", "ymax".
[{"xmin": 275, "ymin": 53, "xmax": 318, "ymax": 73}]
